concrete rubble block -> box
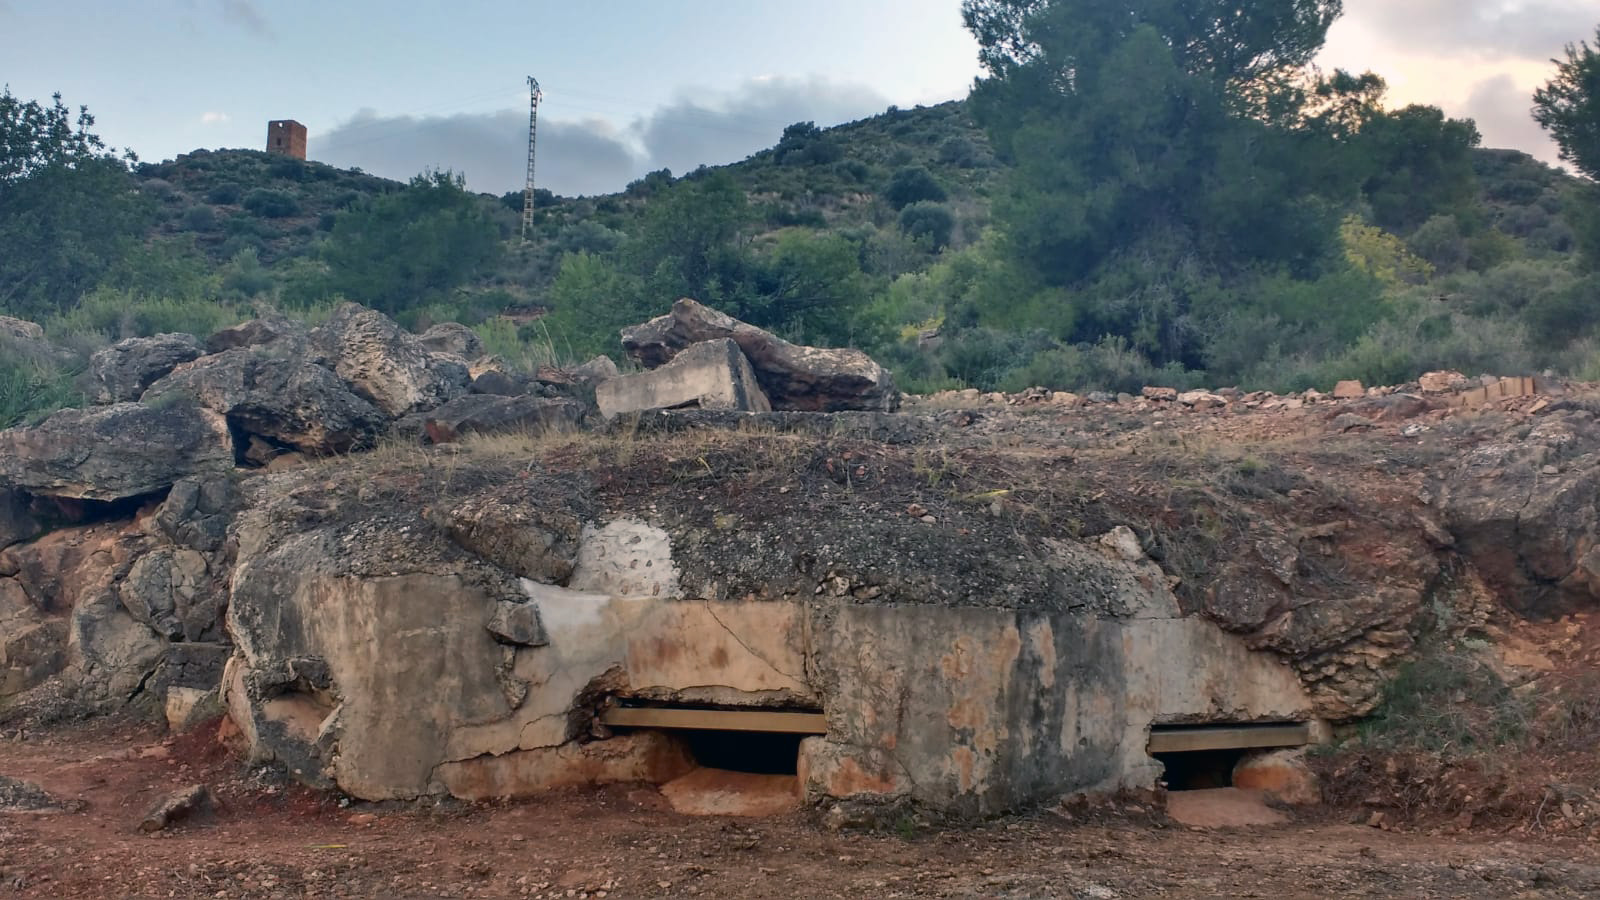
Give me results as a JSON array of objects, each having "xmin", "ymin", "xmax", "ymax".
[
  {"xmin": 421, "ymin": 395, "xmax": 585, "ymax": 444},
  {"xmin": 1332, "ymin": 380, "xmax": 1365, "ymax": 400},
  {"xmin": 143, "ymin": 348, "xmax": 388, "ymax": 455},
  {"xmin": 436, "ymin": 732, "xmax": 696, "ymax": 801},
  {"xmin": 311, "ymin": 303, "xmax": 470, "ymax": 417},
  {"xmin": 596, "ymin": 338, "xmax": 772, "ymax": 419},
  {"xmin": 165, "ymin": 685, "xmax": 223, "ymax": 733},
  {"xmin": 660, "ymin": 768, "xmax": 800, "ymax": 817},
  {"xmin": 416, "ymin": 322, "xmax": 484, "ymax": 360},
  {"xmin": 0, "ymin": 402, "xmax": 234, "ymax": 502},
  {"xmin": 1231, "ymin": 748, "xmax": 1320, "ymax": 806},
  {"xmin": 80, "ymin": 333, "xmax": 206, "ymax": 404},
  {"xmin": 571, "ymin": 355, "xmax": 620, "ymax": 385},
  {"xmin": 620, "ymin": 298, "xmax": 898, "ymax": 412},
  {"xmin": 487, "ymin": 599, "xmax": 548, "ymax": 647}
]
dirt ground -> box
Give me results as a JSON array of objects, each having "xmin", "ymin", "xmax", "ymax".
[{"xmin": 4, "ymin": 722, "xmax": 1600, "ymax": 900}]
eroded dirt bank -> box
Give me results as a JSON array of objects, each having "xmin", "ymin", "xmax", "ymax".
[{"xmin": 4, "ymin": 721, "xmax": 1599, "ymax": 900}]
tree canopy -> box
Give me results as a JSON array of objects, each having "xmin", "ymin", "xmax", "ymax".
[{"xmin": 1535, "ymin": 25, "xmax": 1600, "ymax": 182}]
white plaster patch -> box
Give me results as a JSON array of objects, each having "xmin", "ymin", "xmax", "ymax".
[
  {"xmin": 521, "ymin": 579, "xmax": 611, "ymax": 631},
  {"xmin": 568, "ymin": 517, "xmax": 680, "ymax": 600}
]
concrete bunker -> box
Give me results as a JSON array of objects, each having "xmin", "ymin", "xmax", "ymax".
[
  {"xmin": 1149, "ymin": 723, "xmax": 1312, "ymax": 791},
  {"xmin": 600, "ymin": 705, "xmax": 825, "ymax": 776}
]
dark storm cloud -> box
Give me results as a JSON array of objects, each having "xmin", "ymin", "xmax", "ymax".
[
  {"xmin": 1348, "ymin": 0, "xmax": 1594, "ymax": 61},
  {"xmin": 311, "ymin": 77, "xmax": 892, "ymax": 197},
  {"xmin": 1462, "ymin": 74, "xmax": 1563, "ymax": 166},
  {"xmin": 218, "ymin": 0, "xmax": 271, "ymax": 37},
  {"xmin": 632, "ymin": 76, "xmax": 890, "ymax": 176},
  {"xmin": 313, "ymin": 109, "xmax": 639, "ymax": 197}
]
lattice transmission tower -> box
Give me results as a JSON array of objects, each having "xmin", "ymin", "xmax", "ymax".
[{"xmin": 520, "ymin": 76, "xmax": 543, "ymax": 242}]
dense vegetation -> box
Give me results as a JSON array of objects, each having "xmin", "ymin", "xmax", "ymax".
[{"xmin": 2, "ymin": 4, "xmax": 1598, "ymax": 425}]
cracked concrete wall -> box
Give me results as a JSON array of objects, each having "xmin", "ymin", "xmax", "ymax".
[{"xmin": 225, "ymin": 513, "xmax": 1311, "ymax": 813}]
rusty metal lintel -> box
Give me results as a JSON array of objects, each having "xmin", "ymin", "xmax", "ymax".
[
  {"xmin": 1147, "ymin": 723, "xmax": 1311, "ymax": 754},
  {"xmin": 600, "ymin": 707, "xmax": 828, "ymax": 735}
]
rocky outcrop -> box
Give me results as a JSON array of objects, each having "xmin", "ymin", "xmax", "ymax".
[
  {"xmin": 417, "ymin": 323, "xmax": 484, "ymax": 359},
  {"xmin": 204, "ymin": 315, "xmax": 308, "ymax": 355},
  {"xmin": 0, "ymin": 403, "xmax": 233, "ymax": 502},
  {"xmin": 0, "ymin": 315, "xmax": 45, "ymax": 343},
  {"xmin": 420, "ymin": 395, "xmax": 584, "ymax": 444},
  {"xmin": 621, "ymin": 299, "xmax": 898, "ymax": 412},
  {"xmin": 597, "ymin": 338, "xmax": 771, "ymax": 418},
  {"xmin": 143, "ymin": 348, "xmax": 387, "ymax": 455},
  {"xmin": 80, "ymin": 334, "xmax": 206, "ymax": 404},
  {"xmin": 0, "ymin": 489, "xmax": 41, "ymax": 552},
  {"xmin": 312, "ymin": 303, "xmax": 470, "ymax": 416}
]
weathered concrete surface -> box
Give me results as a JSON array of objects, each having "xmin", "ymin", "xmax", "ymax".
[
  {"xmin": 0, "ymin": 403, "xmax": 233, "ymax": 502},
  {"xmin": 660, "ymin": 768, "xmax": 801, "ymax": 817},
  {"xmin": 311, "ymin": 303, "xmax": 470, "ymax": 416},
  {"xmin": 596, "ymin": 338, "xmax": 771, "ymax": 419},
  {"xmin": 437, "ymin": 732, "xmax": 695, "ymax": 801}
]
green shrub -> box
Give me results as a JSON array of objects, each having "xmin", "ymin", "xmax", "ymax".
[
  {"xmin": 242, "ymin": 188, "xmax": 301, "ymax": 218},
  {"xmin": 898, "ymin": 202, "xmax": 955, "ymax": 251},
  {"xmin": 1357, "ymin": 643, "xmax": 1529, "ymax": 756},
  {"xmin": 206, "ymin": 182, "xmax": 243, "ymax": 205},
  {"xmin": 0, "ymin": 336, "xmax": 80, "ymax": 428},
  {"xmin": 884, "ymin": 166, "xmax": 947, "ymax": 210}
]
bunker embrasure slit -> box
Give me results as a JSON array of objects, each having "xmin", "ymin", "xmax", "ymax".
[{"xmin": 1148, "ymin": 722, "xmax": 1311, "ymax": 792}]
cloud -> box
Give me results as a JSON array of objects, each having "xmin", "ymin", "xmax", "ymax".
[
  {"xmin": 311, "ymin": 77, "xmax": 893, "ymax": 196},
  {"xmin": 631, "ymin": 76, "xmax": 890, "ymax": 176},
  {"xmin": 1461, "ymin": 74, "xmax": 1563, "ymax": 167},
  {"xmin": 218, "ymin": 0, "xmax": 271, "ymax": 37},
  {"xmin": 1345, "ymin": 0, "xmax": 1594, "ymax": 61},
  {"xmin": 314, "ymin": 108, "xmax": 639, "ymax": 197},
  {"xmin": 200, "ymin": 111, "xmax": 230, "ymax": 125}
]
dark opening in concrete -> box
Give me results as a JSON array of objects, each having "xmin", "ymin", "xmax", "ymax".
[
  {"xmin": 1153, "ymin": 748, "xmax": 1249, "ymax": 791},
  {"xmin": 678, "ymin": 729, "xmax": 804, "ymax": 776}
]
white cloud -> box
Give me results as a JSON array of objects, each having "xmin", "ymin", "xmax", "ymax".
[{"xmin": 200, "ymin": 111, "xmax": 230, "ymax": 125}]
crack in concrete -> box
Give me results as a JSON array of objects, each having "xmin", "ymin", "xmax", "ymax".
[{"xmin": 701, "ymin": 600, "xmax": 808, "ymax": 684}]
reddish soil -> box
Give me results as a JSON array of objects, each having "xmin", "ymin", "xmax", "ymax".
[{"xmin": 5, "ymin": 722, "xmax": 1600, "ymax": 899}]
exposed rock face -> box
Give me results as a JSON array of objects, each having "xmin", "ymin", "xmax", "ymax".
[
  {"xmin": 417, "ymin": 323, "xmax": 484, "ymax": 359},
  {"xmin": 205, "ymin": 315, "xmax": 309, "ymax": 355},
  {"xmin": 81, "ymin": 333, "xmax": 206, "ymax": 404},
  {"xmin": 0, "ymin": 403, "xmax": 233, "ymax": 502},
  {"xmin": 0, "ymin": 489, "xmax": 41, "ymax": 552},
  {"xmin": 0, "ymin": 315, "xmax": 45, "ymax": 342},
  {"xmin": 420, "ymin": 395, "xmax": 585, "ymax": 444},
  {"xmin": 1433, "ymin": 413, "xmax": 1600, "ymax": 618},
  {"xmin": 142, "ymin": 348, "xmax": 387, "ymax": 455},
  {"xmin": 621, "ymin": 299, "xmax": 898, "ymax": 412},
  {"xmin": 312, "ymin": 304, "xmax": 470, "ymax": 416},
  {"xmin": 596, "ymin": 338, "xmax": 771, "ymax": 418}
]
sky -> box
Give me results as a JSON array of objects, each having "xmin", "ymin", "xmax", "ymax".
[{"xmin": 1, "ymin": 1, "xmax": 1593, "ymax": 197}]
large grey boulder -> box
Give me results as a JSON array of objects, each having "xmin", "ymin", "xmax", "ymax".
[
  {"xmin": 420, "ymin": 394, "xmax": 585, "ymax": 444},
  {"xmin": 597, "ymin": 337, "xmax": 771, "ymax": 418},
  {"xmin": 0, "ymin": 403, "xmax": 233, "ymax": 502},
  {"xmin": 417, "ymin": 322, "xmax": 484, "ymax": 360},
  {"xmin": 620, "ymin": 299, "xmax": 898, "ymax": 412},
  {"xmin": 81, "ymin": 333, "xmax": 206, "ymax": 404},
  {"xmin": 143, "ymin": 348, "xmax": 387, "ymax": 455},
  {"xmin": 312, "ymin": 304, "xmax": 470, "ymax": 417},
  {"xmin": 204, "ymin": 314, "xmax": 310, "ymax": 355}
]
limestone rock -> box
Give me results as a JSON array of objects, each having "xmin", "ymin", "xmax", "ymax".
[
  {"xmin": 139, "ymin": 784, "xmax": 211, "ymax": 832},
  {"xmin": 421, "ymin": 394, "xmax": 585, "ymax": 444},
  {"xmin": 1332, "ymin": 380, "xmax": 1365, "ymax": 400},
  {"xmin": 0, "ymin": 488, "xmax": 41, "ymax": 552},
  {"xmin": 597, "ymin": 338, "xmax": 771, "ymax": 419},
  {"xmin": 425, "ymin": 497, "xmax": 581, "ymax": 584},
  {"xmin": 0, "ymin": 315, "xmax": 45, "ymax": 343},
  {"xmin": 1232, "ymin": 749, "xmax": 1320, "ymax": 806},
  {"xmin": 1418, "ymin": 370, "xmax": 1468, "ymax": 393},
  {"xmin": 1, "ymin": 578, "xmax": 67, "ymax": 697},
  {"xmin": 118, "ymin": 548, "xmax": 223, "ymax": 643},
  {"xmin": 205, "ymin": 314, "xmax": 309, "ymax": 355},
  {"xmin": 486, "ymin": 599, "xmax": 548, "ymax": 647},
  {"xmin": 0, "ymin": 403, "xmax": 233, "ymax": 502},
  {"xmin": 469, "ymin": 370, "xmax": 532, "ymax": 397},
  {"xmin": 80, "ymin": 333, "xmax": 205, "ymax": 404},
  {"xmin": 417, "ymin": 322, "xmax": 484, "ymax": 359},
  {"xmin": 621, "ymin": 299, "xmax": 897, "ymax": 412},
  {"xmin": 150, "ymin": 476, "xmax": 240, "ymax": 554},
  {"xmin": 311, "ymin": 303, "xmax": 470, "ymax": 416},
  {"xmin": 165, "ymin": 685, "xmax": 223, "ymax": 733},
  {"xmin": 1141, "ymin": 386, "xmax": 1178, "ymax": 402},
  {"xmin": 143, "ymin": 348, "xmax": 387, "ymax": 454},
  {"xmin": 571, "ymin": 355, "xmax": 620, "ymax": 385}
]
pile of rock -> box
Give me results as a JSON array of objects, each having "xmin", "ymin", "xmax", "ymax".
[{"xmin": 599, "ymin": 299, "xmax": 898, "ymax": 417}]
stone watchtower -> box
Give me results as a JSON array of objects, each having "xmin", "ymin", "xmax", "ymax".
[{"xmin": 266, "ymin": 120, "xmax": 307, "ymax": 159}]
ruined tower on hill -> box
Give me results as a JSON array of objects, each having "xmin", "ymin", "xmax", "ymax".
[{"xmin": 266, "ymin": 119, "xmax": 307, "ymax": 159}]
